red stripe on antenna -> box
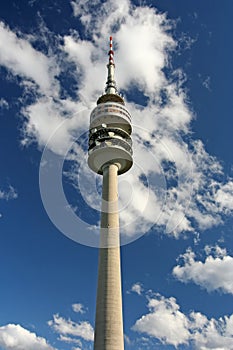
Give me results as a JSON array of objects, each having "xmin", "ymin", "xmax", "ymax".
[{"xmin": 108, "ymin": 36, "xmax": 114, "ymax": 64}]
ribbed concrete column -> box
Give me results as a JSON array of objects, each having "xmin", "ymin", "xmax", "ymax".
[{"xmin": 94, "ymin": 163, "xmax": 124, "ymax": 350}]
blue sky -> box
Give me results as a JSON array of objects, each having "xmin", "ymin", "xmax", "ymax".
[{"xmin": 0, "ymin": 0, "xmax": 233, "ymax": 349}]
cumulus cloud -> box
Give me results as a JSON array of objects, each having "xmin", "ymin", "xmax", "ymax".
[
  {"xmin": 0, "ymin": 324, "xmax": 55, "ymax": 350},
  {"xmin": 133, "ymin": 293, "xmax": 233, "ymax": 349},
  {"xmin": 48, "ymin": 313, "xmax": 94, "ymax": 342},
  {"xmin": 0, "ymin": 0, "xmax": 232, "ymax": 241},
  {"xmin": 133, "ymin": 294, "xmax": 190, "ymax": 347},
  {"xmin": 173, "ymin": 245, "xmax": 233, "ymax": 294},
  {"xmin": 0, "ymin": 185, "xmax": 18, "ymax": 201}
]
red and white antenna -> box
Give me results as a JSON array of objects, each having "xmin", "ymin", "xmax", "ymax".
[
  {"xmin": 106, "ymin": 36, "xmax": 117, "ymax": 94},
  {"xmin": 108, "ymin": 36, "xmax": 114, "ymax": 65}
]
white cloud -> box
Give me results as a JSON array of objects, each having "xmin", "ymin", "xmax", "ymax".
[
  {"xmin": 133, "ymin": 294, "xmax": 190, "ymax": 347},
  {"xmin": 204, "ymin": 244, "xmax": 227, "ymax": 258},
  {"xmin": 0, "ymin": 98, "xmax": 9, "ymax": 109},
  {"xmin": 58, "ymin": 334, "xmax": 82, "ymax": 346},
  {"xmin": 133, "ymin": 293, "xmax": 233, "ymax": 349},
  {"xmin": 130, "ymin": 282, "xmax": 143, "ymax": 295},
  {"xmin": 72, "ymin": 303, "xmax": 85, "ymax": 314},
  {"xmin": 215, "ymin": 181, "xmax": 233, "ymax": 212},
  {"xmin": 0, "ymin": 21, "xmax": 58, "ymax": 95},
  {"xmin": 48, "ymin": 314, "xmax": 94, "ymax": 342},
  {"xmin": 173, "ymin": 246, "xmax": 233, "ymax": 294},
  {"xmin": 21, "ymin": 96, "xmax": 88, "ymax": 153},
  {"xmin": 0, "ymin": 186, "xmax": 18, "ymax": 201},
  {"xmin": 0, "ymin": 324, "xmax": 55, "ymax": 350},
  {"xmin": 203, "ymin": 76, "xmax": 211, "ymax": 91},
  {"xmin": 124, "ymin": 334, "xmax": 131, "ymax": 345},
  {"xmin": 198, "ymin": 73, "xmax": 212, "ymax": 91}
]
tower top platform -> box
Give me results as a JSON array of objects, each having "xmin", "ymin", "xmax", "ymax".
[{"xmin": 97, "ymin": 93, "xmax": 124, "ymax": 105}]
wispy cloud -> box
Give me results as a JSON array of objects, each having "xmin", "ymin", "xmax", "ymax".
[
  {"xmin": 0, "ymin": 185, "xmax": 18, "ymax": 201},
  {"xmin": 129, "ymin": 282, "xmax": 143, "ymax": 295},
  {"xmin": 0, "ymin": 21, "xmax": 59, "ymax": 95},
  {"xmin": 0, "ymin": 98, "xmax": 9, "ymax": 109},
  {"xmin": 198, "ymin": 73, "xmax": 211, "ymax": 91},
  {"xmin": 48, "ymin": 313, "xmax": 94, "ymax": 342},
  {"xmin": 58, "ymin": 334, "xmax": 82, "ymax": 345},
  {"xmin": 72, "ymin": 303, "xmax": 85, "ymax": 314}
]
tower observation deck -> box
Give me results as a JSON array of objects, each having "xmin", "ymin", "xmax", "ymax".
[{"xmin": 88, "ymin": 37, "xmax": 133, "ymax": 350}]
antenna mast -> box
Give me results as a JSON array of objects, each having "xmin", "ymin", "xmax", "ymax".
[{"xmin": 105, "ymin": 36, "xmax": 117, "ymax": 94}]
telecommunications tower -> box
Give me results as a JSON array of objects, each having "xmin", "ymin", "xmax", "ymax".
[{"xmin": 88, "ymin": 37, "xmax": 133, "ymax": 350}]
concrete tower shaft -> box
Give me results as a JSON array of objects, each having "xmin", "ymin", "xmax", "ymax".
[{"xmin": 94, "ymin": 163, "xmax": 124, "ymax": 350}]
